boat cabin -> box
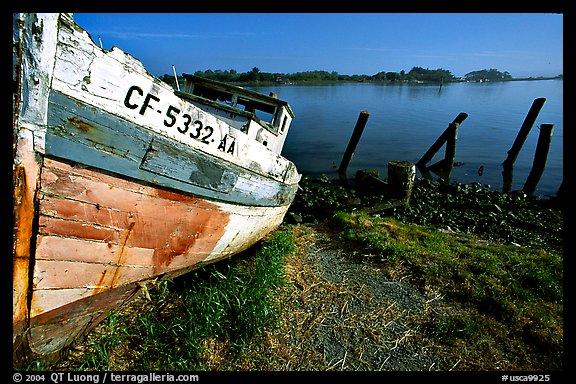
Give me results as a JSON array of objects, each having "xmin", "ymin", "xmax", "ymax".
[{"xmin": 177, "ymin": 74, "xmax": 295, "ymax": 155}]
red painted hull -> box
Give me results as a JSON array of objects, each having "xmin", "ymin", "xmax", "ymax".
[{"xmin": 14, "ymin": 158, "xmax": 289, "ymax": 363}]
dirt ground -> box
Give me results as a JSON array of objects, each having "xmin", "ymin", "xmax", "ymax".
[{"xmin": 269, "ymin": 223, "xmax": 457, "ymax": 371}]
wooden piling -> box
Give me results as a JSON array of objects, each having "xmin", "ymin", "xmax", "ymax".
[
  {"xmin": 503, "ymin": 97, "xmax": 546, "ymax": 169},
  {"xmin": 426, "ymin": 159, "xmax": 454, "ymax": 181},
  {"xmin": 388, "ymin": 160, "xmax": 416, "ymax": 201},
  {"xmin": 502, "ymin": 164, "xmax": 514, "ymax": 193},
  {"xmin": 416, "ymin": 164, "xmax": 434, "ymax": 181},
  {"xmin": 416, "ymin": 112, "xmax": 468, "ymax": 168},
  {"xmin": 445, "ymin": 123, "xmax": 458, "ymax": 165},
  {"xmin": 338, "ymin": 111, "xmax": 370, "ymax": 175},
  {"xmin": 523, "ymin": 124, "xmax": 554, "ymax": 195}
]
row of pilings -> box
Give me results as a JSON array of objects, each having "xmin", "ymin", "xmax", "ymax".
[{"xmin": 337, "ymin": 97, "xmax": 558, "ymax": 198}]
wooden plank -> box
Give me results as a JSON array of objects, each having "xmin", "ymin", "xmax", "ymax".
[
  {"xmin": 38, "ymin": 215, "xmax": 121, "ymax": 243},
  {"xmin": 40, "ymin": 158, "xmax": 219, "ymax": 218},
  {"xmin": 29, "ymin": 281, "xmax": 139, "ymax": 357},
  {"xmin": 39, "ymin": 194, "xmax": 129, "ymax": 230},
  {"xmin": 33, "ymin": 259, "xmax": 155, "ymax": 290},
  {"xmin": 37, "ymin": 160, "xmax": 231, "ymax": 277},
  {"xmin": 31, "ymin": 289, "xmax": 98, "ymax": 318},
  {"xmin": 13, "ymin": 132, "xmax": 40, "ymax": 332},
  {"xmin": 29, "ymin": 312, "xmax": 103, "ymax": 356},
  {"xmin": 30, "ymin": 285, "xmax": 137, "ymax": 322},
  {"xmin": 140, "ymin": 136, "xmax": 238, "ymax": 193},
  {"xmin": 35, "ymin": 235, "xmax": 153, "ymax": 266},
  {"xmin": 38, "ymin": 161, "xmax": 229, "ymax": 268}
]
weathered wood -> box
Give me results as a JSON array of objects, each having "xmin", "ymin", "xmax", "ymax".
[
  {"xmin": 29, "ymin": 283, "xmax": 140, "ymax": 360},
  {"xmin": 416, "ymin": 164, "xmax": 434, "ymax": 181},
  {"xmin": 30, "ymin": 311, "xmax": 107, "ymax": 356},
  {"xmin": 387, "ymin": 160, "xmax": 416, "ymax": 200},
  {"xmin": 502, "ymin": 162, "xmax": 514, "ymax": 193},
  {"xmin": 39, "ymin": 159, "xmax": 226, "ymax": 257},
  {"xmin": 13, "ymin": 130, "xmax": 44, "ymax": 356},
  {"xmin": 355, "ymin": 169, "xmax": 387, "ymax": 196},
  {"xmin": 444, "ymin": 122, "xmax": 458, "ymax": 165},
  {"xmin": 523, "ymin": 124, "xmax": 554, "ymax": 195},
  {"xmin": 338, "ymin": 111, "xmax": 370, "ymax": 175},
  {"xmin": 32, "ymin": 259, "xmax": 155, "ymax": 292},
  {"xmin": 426, "ymin": 158, "xmax": 455, "ymax": 181},
  {"xmin": 31, "ymin": 157, "xmax": 289, "ymax": 333},
  {"xmin": 502, "ymin": 98, "xmax": 547, "ymax": 193},
  {"xmin": 45, "ymin": 90, "xmax": 298, "ymax": 207},
  {"xmin": 416, "ymin": 112, "xmax": 468, "ymax": 168},
  {"xmin": 503, "ymin": 98, "xmax": 546, "ymax": 169},
  {"xmin": 50, "ymin": 25, "xmax": 297, "ymax": 182}
]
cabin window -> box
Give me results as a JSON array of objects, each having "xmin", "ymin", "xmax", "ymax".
[
  {"xmin": 235, "ymin": 97, "xmax": 276, "ymax": 124},
  {"xmin": 185, "ymin": 77, "xmax": 283, "ymax": 131},
  {"xmin": 280, "ymin": 116, "xmax": 288, "ymax": 134},
  {"xmin": 192, "ymin": 85, "xmax": 234, "ymax": 105}
]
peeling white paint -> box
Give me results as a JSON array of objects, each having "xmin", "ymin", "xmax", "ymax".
[{"xmin": 48, "ymin": 14, "xmax": 300, "ymax": 185}]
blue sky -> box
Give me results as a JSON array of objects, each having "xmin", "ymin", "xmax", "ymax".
[{"xmin": 73, "ymin": 13, "xmax": 563, "ymax": 79}]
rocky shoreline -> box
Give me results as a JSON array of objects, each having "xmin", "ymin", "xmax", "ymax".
[{"xmin": 288, "ymin": 174, "xmax": 564, "ymax": 253}]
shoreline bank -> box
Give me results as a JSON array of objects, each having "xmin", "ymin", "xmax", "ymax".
[{"xmin": 288, "ymin": 174, "xmax": 564, "ymax": 253}]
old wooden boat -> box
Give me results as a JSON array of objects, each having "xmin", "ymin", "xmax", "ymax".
[{"xmin": 13, "ymin": 13, "xmax": 300, "ymax": 365}]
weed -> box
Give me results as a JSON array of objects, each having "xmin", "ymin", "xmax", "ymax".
[
  {"xmin": 327, "ymin": 210, "xmax": 563, "ymax": 369},
  {"xmin": 431, "ymin": 315, "xmax": 484, "ymax": 344},
  {"xmin": 62, "ymin": 226, "xmax": 295, "ymax": 370}
]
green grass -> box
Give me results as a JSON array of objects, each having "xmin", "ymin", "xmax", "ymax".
[
  {"xmin": 330, "ymin": 211, "xmax": 563, "ymax": 369},
  {"xmin": 64, "ymin": 227, "xmax": 295, "ymax": 371},
  {"xmin": 332, "ymin": 211, "xmax": 562, "ymax": 305},
  {"xmin": 431, "ymin": 315, "xmax": 484, "ymax": 343}
]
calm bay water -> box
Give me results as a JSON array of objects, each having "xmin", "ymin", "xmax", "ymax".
[{"xmin": 250, "ymin": 79, "xmax": 563, "ymax": 197}]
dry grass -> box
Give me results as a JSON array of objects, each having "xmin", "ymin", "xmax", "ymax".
[{"xmin": 262, "ymin": 224, "xmax": 446, "ymax": 371}]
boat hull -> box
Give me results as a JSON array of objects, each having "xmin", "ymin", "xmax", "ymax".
[
  {"xmin": 13, "ymin": 13, "xmax": 299, "ymax": 365},
  {"xmin": 15, "ymin": 157, "xmax": 290, "ymax": 363}
]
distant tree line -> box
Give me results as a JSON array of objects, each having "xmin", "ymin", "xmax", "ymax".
[
  {"xmin": 464, "ymin": 68, "xmax": 512, "ymax": 81},
  {"xmin": 160, "ymin": 66, "xmax": 521, "ymax": 87},
  {"xmin": 372, "ymin": 67, "xmax": 454, "ymax": 82}
]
